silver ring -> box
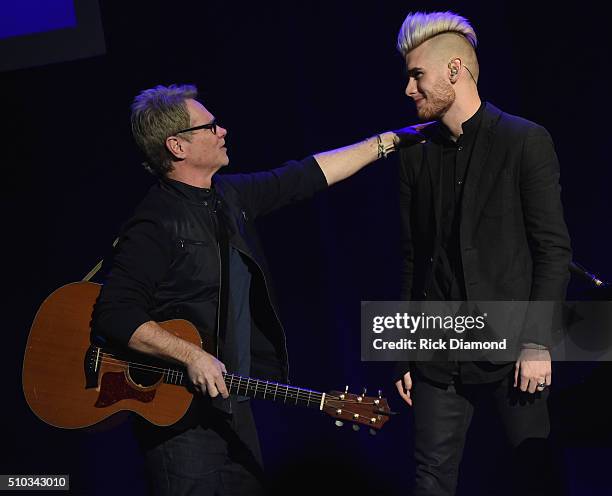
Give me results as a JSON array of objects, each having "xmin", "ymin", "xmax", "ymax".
[{"xmin": 537, "ymin": 382, "xmax": 546, "ymax": 388}]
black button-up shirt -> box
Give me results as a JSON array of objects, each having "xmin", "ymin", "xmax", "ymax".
[
  {"xmin": 431, "ymin": 102, "xmax": 485, "ymax": 301},
  {"xmin": 425, "ymin": 103, "xmax": 485, "ymax": 382}
]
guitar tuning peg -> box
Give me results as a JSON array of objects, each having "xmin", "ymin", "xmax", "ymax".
[
  {"xmin": 362, "ymin": 387, "xmax": 367, "ymax": 396},
  {"xmin": 352, "ymin": 424, "xmax": 360, "ymax": 432},
  {"xmin": 340, "ymin": 385, "xmax": 349, "ymax": 400},
  {"xmin": 335, "ymin": 420, "xmax": 344, "ymax": 427},
  {"xmin": 378, "ymin": 389, "xmax": 382, "ymax": 399},
  {"xmin": 369, "ymin": 428, "xmax": 377, "ymax": 436}
]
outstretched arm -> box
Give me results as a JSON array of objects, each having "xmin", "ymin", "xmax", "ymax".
[
  {"xmin": 315, "ymin": 133, "xmax": 395, "ymax": 186},
  {"xmin": 315, "ymin": 125, "xmax": 429, "ymax": 186},
  {"xmin": 224, "ymin": 124, "xmax": 429, "ymax": 219}
]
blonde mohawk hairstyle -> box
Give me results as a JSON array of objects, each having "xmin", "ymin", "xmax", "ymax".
[{"xmin": 397, "ymin": 11, "xmax": 477, "ymax": 57}]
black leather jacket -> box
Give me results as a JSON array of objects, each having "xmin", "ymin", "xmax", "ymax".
[{"xmin": 92, "ymin": 157, "xmax": 327, "ymax": 383}]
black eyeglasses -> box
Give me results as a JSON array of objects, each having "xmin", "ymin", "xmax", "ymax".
[{"xmin": 175, "ymin": 118, "xmax": 217, "ymax": 136}]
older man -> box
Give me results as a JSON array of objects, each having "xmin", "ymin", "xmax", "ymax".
[{"xmin": 92, "ymin": 83, "xmax": 422, "ymax": 495}]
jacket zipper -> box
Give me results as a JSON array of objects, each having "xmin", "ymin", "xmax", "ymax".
[
  {"xmin": 178, "ymin": 238, "xmax": 207, "ymax": 248},
  {"xmin": 177, "ymin": 234, "xmax": 221, "ymax": 357},
  {"xmin": 215, "ymin": 239, "xmax": 222, "ymax": 359},
  {"xmin": 232, "ymin": 244, "xmax": 290, "ymax": 382},
  {"xmin": 207, "ymin": 204, "xmax": 222, "ymax": 360},
  {"xmin": 180, "ymin": 212, "xmax": 287, "ymax": 380}
]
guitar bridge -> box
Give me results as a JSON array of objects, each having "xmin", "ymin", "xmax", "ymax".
[{"xmin": 84, "ymin": 346, "xmax": 101, "ymax": 389}]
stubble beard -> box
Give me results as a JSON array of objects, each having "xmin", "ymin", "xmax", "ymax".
[{"xmin": 417, "ymin": 77, "xmax": 456, "ymax": 121}]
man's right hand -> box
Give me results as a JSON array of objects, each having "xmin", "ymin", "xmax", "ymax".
[
  {"xmin": 395, "ymin": 371, "xmax": 413, "ymax": 406},
  {"xmin": 128, "ymin": 321, "xmax": 230, "ymax": 399},
  {"xmin": 392, "ymin": 121, "xmax": 435, "ymax": 148},
  {"xmin": 185, "ymin": 349, "xmax": 229, "ymax": 398}
]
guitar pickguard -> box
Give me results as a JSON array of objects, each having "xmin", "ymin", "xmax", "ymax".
[{"xmin": 95, "ymin": 372, "xmax": 156, "ymax": 408}]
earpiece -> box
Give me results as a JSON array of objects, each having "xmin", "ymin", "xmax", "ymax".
[{"xmin": 448, "ymin": 62, "xmax": 459, "ymax": 83}]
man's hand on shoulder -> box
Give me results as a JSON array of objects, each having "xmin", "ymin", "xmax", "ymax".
[
  {"xmin": 314, "ymin": 121, "xmax": 435, "ymax": 186},
  {"xmin": 392, "ymin": 121, "xmax": 435, "ymax": 148}
]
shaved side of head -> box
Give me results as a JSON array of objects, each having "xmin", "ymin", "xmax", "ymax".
[{"xmin": 421, "ymin": 32, "xmax": 479, "ymax": 81}]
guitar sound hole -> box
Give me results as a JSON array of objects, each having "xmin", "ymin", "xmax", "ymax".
[{"xmin": 127, "ymin": 365, "xmax": 163, "ymax": 388}]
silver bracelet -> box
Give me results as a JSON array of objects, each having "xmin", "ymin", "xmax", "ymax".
[{"xmin": 376, "ymin": 134, "xmax": 395, "ymax": 159}]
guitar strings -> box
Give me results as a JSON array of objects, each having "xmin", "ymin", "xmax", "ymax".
[
  {"xmin": 99, "ymin": 352, "xmax": 323, "ymax": 399},
  {"xmin": 98, "ymin": 352, "xmax": 174, "ymax": 374},
  {"xmin": 96, "ymin": 356, "xmax": 383, "ymax": 412},
  {"xmin": 95, "ymin": 351, "xmax": 386, "ymax": 411},
  {"xmin": 91, "ymin": 353, "xmax": 386, "ymax": 424},
  {"xmin": 95, "ymin": 358, "xmax": 382, "ymax": 424},
  {"xmin": 97, "ymin": 350, "xmax": 336, "ymax": 400},
  {"xmin": 96, "ymin": 356, "xmax": 330, "ymax": 404},
  {"xmin": 97, "ymin": 348, "xmax": 384, "ymax": 406}
]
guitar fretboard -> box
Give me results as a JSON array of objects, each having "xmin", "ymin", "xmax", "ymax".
[
  {"xmin": 223, "ymin": 373, "xmax": 324, "ymax": 408},
  {"xmin": 171, "ymin": 370, "xmax": 324, "ymax": 408}
]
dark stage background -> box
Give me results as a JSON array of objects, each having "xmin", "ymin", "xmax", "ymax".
[{"xmin": 2, "ymin": 1, "xmax": 611, "ymax": 494}]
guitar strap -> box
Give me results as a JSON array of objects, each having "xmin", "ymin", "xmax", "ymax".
[{"xmin": 82, "ymin": 238, "xmax": 119, "ymax": 282}]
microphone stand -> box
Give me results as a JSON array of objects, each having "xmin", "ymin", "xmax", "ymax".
[{"xmin": 569, "ymin": 261, "xmax": 608, "ymax": 288}]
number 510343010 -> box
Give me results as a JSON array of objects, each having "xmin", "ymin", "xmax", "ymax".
[{"xmin": 1, "ymin": 475, "xmax": 69, "ymax": 490}]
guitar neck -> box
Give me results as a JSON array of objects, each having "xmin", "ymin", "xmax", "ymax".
[
  {"xmin": 168, "ymin": 369, "xmax": 324, "ymax": 409},
  {"xmin": 222, "ymin": 373, "xmax": 325, "ymax": 409}
]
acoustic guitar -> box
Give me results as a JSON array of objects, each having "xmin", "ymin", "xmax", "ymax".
[{"xmin": 22, "ymin": 282, "xmax": 392, "ymax": 431}]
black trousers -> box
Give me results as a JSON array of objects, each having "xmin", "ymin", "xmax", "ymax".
[
  {"xmin": 412, "ymin": 371, "xmax": 558, "ymax": 496},
  {"xmin": 135, "ymin": 399, "xmax": 265, "ymax": 496}
]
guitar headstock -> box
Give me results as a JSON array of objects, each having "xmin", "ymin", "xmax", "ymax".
[{"xmin": 322, "ymin": 387, "xmax": 394, "ymax": 433}]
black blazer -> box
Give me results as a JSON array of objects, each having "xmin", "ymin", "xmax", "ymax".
[{"xmin": 397, "ymin": 102, "xmax": 571, "ymax": 382}]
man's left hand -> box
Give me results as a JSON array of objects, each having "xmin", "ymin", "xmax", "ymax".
[{"xmin": 514, "ymin": 348, "xmax": 551, "ymax": 393}]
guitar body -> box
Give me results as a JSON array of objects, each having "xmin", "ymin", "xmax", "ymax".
[
  {"xmin": 22, "ymin": 281, "xmax": 200, "ymax": 429},
  {"xmin": 23, "ymin": 282, "xmax": 393, "ymax": 432}
]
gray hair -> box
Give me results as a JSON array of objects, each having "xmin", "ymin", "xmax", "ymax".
[
  {"xmin": 397, "ymin": 11, "xmax": 477, "ymax": 57},
  {"xmin": 130, "ymin": 84, "xmax": 198, "ymax": 176}
]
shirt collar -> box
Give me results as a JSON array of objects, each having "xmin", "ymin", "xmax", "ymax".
[
  {"xmin": 438, "ymin": 101, "xmax": 486, "ymax": 146},
  {"xmin": 461, "ymin": 101, "xmax": 485, "ymax": 137},
  {"xmin": 161, "ymin": 176, "xmax": 215, "ymax": 203}
]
